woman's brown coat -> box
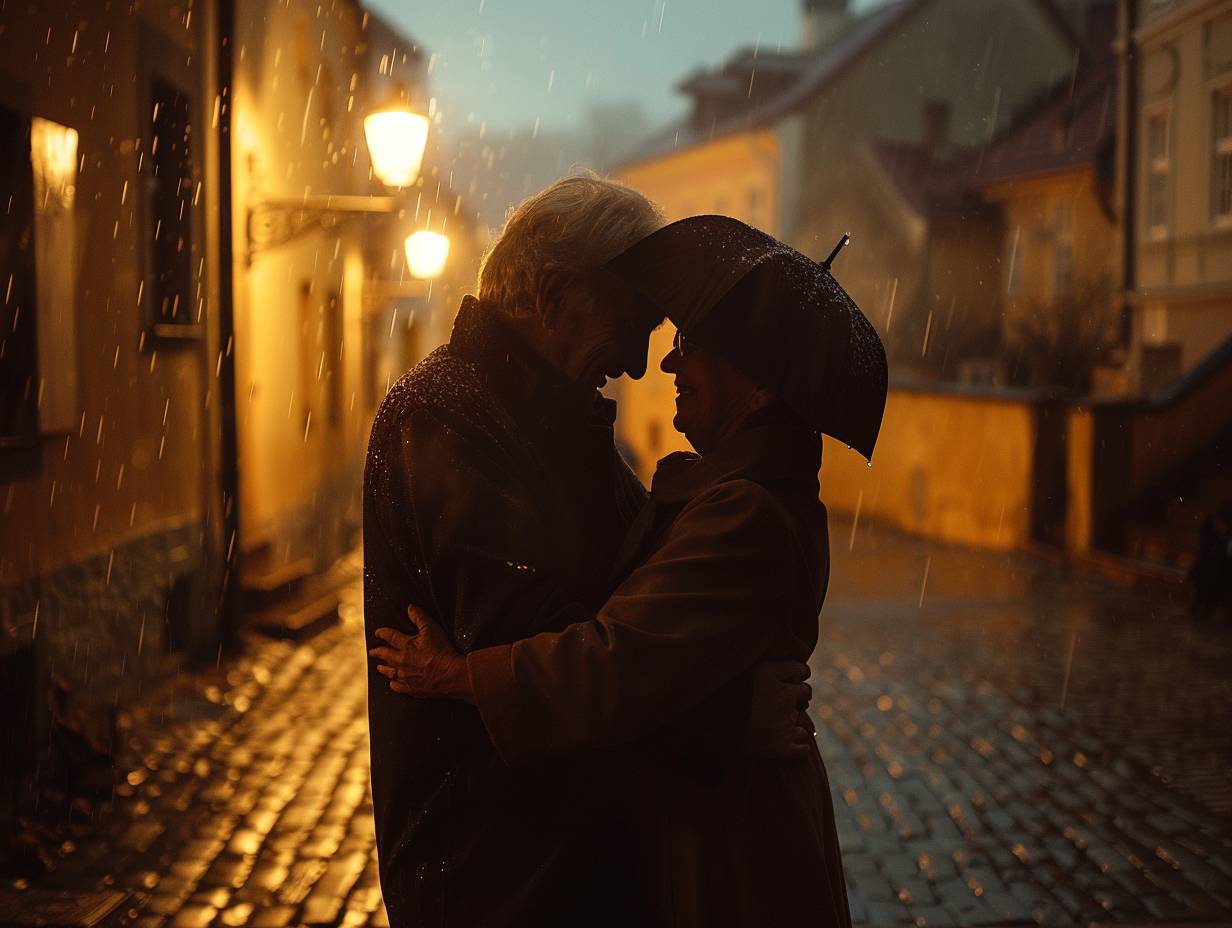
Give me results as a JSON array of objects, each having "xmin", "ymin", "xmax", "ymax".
[{"xmin": 468, "ymin": 414, "xmax": 853, "ymax": 926}]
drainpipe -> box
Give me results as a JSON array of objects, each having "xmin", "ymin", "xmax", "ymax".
[
  {"xmin": 1121, "ymin": 0, "xmax": 1137, "ymax": 355},
  {"xmin": 216, "ymin": 0, "xmax": 242, "ymax": 652}
]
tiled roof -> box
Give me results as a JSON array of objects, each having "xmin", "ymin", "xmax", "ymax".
[
  {"xmin": 865, "ymin": 3, "xmax": 1116, "ymax": 221},
  {"xmin": 972, "ymin": 62, "xmax": 1116, "ymax": 186},
  {"xmin": 864, "ymin": 140, "xmax": 990, "ymax": 219}
]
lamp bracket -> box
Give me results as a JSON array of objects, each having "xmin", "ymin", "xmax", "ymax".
[{"xmin": 246, "ymin": 194, "xmax": 400, "ymax": 263}]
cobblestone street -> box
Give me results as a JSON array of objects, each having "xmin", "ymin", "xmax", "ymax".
[
  {"xmin": 12, "ymin": 526, "xmax": 1232, "ymax": 928},
  {"xmin": 816, "ymin": 518, "xmax": 1232, "ymax": 927}
]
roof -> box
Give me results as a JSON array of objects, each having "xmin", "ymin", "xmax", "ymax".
[
  {"xmin": 859, "ymin": 2, "xmax": 1116, "ymax": 220},
  {"xmin": 615, "ymin": 0, "xmax": 1084, "ymax": 172},
  {"xmin": 862, "ymin": 60, "xmax": 1116, "ymax": 222},
  {"xmin": 864, "ymin": 140, "xmax": 990, "ymax": 219},
  {"xmin": 613, "ymin": 0, "xmax": 919, "ymax": 169},
  {"xmin": 973, "ymin": 61, "xmax": 1116, "ymax": 187}
]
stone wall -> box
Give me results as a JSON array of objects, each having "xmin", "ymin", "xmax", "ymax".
[{"xmin": 0, "ymin": 518, "xmax": 212, "ymax": 747}]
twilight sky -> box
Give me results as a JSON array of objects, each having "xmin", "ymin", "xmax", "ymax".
[{"xmin": 365, "ymin": 0, "xmax": 889, "ymax": 134}]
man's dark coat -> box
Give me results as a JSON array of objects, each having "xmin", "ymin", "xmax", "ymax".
[{"xmin": 362, "ymin": 296, "xmax": 646, "ymax": 927}]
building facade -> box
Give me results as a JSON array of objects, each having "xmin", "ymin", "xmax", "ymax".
[
  {"xmin": 1121, "ymin": 0, "xmax": 1232, "ymax": 390},
  {"xmin": 1, "ymin": 0, "xmax": 231, "ymax": 756}
]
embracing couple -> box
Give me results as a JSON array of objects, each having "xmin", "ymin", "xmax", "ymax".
[{"xmin": 362, "ymin": 176, "xmax": 887, "ymax": 927}]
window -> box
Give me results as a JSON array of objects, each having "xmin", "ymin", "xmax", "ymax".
[
  {"xmin": 1213, "ymin": 87, "xmax": 1232, "ymax": 223},
  {"xmin": 31, "ymin": 117, "xmax": 79, "ymax": 433},
  {"xmin": 0, "ymin": 102, "xmax": 37, "ymax": 443},
  {"xmin": 0, "ymin": 99, "xmax": 80, "ymax": 445},
  {"xmin": 299, "ymin": 281, "xmax": 318, "ymax": 437},
  {"xmin": 1005, "ymin": 224, "xmax": 1023, "ymax": 297},
  {"xmin": 1146, "ymin": 108, "xmax": 1171, "ymax": 238},
  {"xmin": 324, "ymin": 292, "xmax": 342, "ymax": 430},
  {"xmin": 1053, "ymin": 201, "xmax": 1074, "ymax": 298},
  {"xmin": 147, "ymin": 78, "xmax": 195, "ymax": 329}
]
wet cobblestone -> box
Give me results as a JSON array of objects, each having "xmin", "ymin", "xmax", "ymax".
[
  {"xmin": 818, "ymin": 518, "xmax": 1232, "ymax": 927},
  {"xmin": 7, "ymin": 529, "xmax": 1232, "ymax": 927}
]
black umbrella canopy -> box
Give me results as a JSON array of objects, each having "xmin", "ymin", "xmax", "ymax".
[{"xmin": 604, "ymin": 215, "xmax": 889, "ymax": 461}]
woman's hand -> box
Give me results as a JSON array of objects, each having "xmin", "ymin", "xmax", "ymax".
[{"xmin": 369, "ymin": 606, "xmax": 475, "ymax": 704}]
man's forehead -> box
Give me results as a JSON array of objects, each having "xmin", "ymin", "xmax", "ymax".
[{"xmin": 594, "ymin": 267, "xmax": 663, "ymax": 326}]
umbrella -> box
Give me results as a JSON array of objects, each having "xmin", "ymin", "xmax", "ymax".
[{"xmin": 604, "ymin": 215, "xmax": 889, "ymax": 461}]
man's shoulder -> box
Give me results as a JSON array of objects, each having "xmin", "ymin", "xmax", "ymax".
[
  {"xmin": 365, "ymin": 344, "xmax": 525, "ymax": 479},
  {"xmin": 372, "ymin": 346, "xmax": 474, "ymax": 427},
  {"xmin": 369, "ymin": 345, "xmax": 511, "ymax": 446}
]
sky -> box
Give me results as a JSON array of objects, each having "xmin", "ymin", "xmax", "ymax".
[{"xmin": 365, "ymin": 0, "xmax": 888, "ymax": 134}]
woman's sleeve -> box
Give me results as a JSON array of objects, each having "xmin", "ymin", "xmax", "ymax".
[{"xmin": 467, "ymin": 479, "xmax": 798, "ymax": 765}]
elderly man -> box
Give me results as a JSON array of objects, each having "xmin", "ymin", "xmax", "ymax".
[{"xmin": 363, "ymin": 179, "xmax": 811, "ymax": 927}]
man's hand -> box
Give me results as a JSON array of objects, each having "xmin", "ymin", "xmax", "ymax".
[
  {"xmin": 744, "ymin": 660, "xmax": 815, "ymax": 760},
  {"xmin": 369, "ymin": 606, "xmax": 475, "ymax": 704}
]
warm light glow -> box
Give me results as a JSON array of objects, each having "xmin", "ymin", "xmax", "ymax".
[
  {"xmin": 31, "ymin": 117, "xmax": 78, "ymax": 209},
  {"xmin": 405, "ymin": 230, "xmax": 449, "ymax": 279},
  {"xmin": 363, "ymin": 110, "xmax": 429, "ymax": 187}
]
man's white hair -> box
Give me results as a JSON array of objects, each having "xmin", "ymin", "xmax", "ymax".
[{"xmin": 478, "ymin": 174, "xmax": 664, "ymax": 319}]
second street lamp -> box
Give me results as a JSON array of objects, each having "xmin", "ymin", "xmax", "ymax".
[{"xmin": 404, "ymin": 230, "xmax": 450, "ymax": 280}]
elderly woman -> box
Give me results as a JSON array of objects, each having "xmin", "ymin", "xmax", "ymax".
[{"xmin": 371, "ymin": 216, "xmax": 887, "ymax": 925}]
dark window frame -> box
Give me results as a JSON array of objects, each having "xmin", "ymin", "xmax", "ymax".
[
  {"xmin": 137, "ymin": 23, "xmax": 206, "ymax": 344},
  {"xmin": 0, "ymin": 73, "xmax": 41, "ymax": 478},
  {"xmin": 0, "ymin": 76, "xmax": 38, "ymax": 447}
]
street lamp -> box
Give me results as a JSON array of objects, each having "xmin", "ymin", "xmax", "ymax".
[
  {"xmin": 404, "ymin": 230, "xmax": 450, "ymax": 279},
  {"xmin": 364, "ymin": 110, "xmax": 430, "ymax": 188},
  {"xmin": 247, "ymin": 102, "xmax": 439, "ymax": 263}
]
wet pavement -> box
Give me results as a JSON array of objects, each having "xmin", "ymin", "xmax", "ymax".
[
  {"xmin": 817, "ymin": 517, "xmax": 1232, "ymax": 926},
  {"xmin": 9, "ymin": 525, "xmax": 1232, "ymax": 927}
]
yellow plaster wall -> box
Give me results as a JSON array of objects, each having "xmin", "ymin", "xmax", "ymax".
[
  {"xmin": 232, "ymin": 0, "xmax": 374, "ymax": 561},
  {"xmin": 984, "ymin": 168, "xmax": 1119, "ymax": 331},
  {"xmin": 819, "ymin": 388, "xmax": 1038, "ymax": 550}
]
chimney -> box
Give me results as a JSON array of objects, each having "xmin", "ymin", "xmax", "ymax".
[
  {"xmin": 1081, "ymin": 2, "xmax": 1117, "ymax": 71},
  {"xmin": 802, "ymin": 0, "xmax": 851, "ymax": 51},
  {"xmin": 923, "ymin": 100, "xmax": 950, "ymax": 161}
]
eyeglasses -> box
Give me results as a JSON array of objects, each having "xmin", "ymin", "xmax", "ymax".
[{"xmin": 672, "ymin": 328, "xmax": 691, "ymax": 356}]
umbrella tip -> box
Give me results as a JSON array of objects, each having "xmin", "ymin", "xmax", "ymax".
[{"xmin": 821, "ymin": 233, "xmax": 851, "ymax": 270}]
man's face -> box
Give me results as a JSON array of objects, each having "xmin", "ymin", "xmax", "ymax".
[
  {"xmin": 553, "ymin": 279, "xmax": 663, "ymax": 391},
  {"xmin": 661, "ymin": 330, "xmax": 762, "ymax": 454}
]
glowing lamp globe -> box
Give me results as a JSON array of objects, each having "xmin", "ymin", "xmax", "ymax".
[
  {"xmin": 363, "ymin": 109, "xmax": 429, "ymax": 188},
  {"xmin": 405, "ymin": 230, "xmax": 450, "ymax": 279}
]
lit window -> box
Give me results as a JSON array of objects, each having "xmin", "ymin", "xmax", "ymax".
[
  {"xmin": 31, "ymin": 117, "xmax": 79, "ymax": 433},
  {"xmin": 1146, "ymin": 109, "xmax": 1171, "ymax": 238},
  {"xmin": 1213, "ymin": 87, "xmax": 1232, "ymax": 223}
]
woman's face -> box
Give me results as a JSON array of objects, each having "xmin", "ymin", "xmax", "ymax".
[{"xmin": 660, "ymin": 330, "xmax": 763, "ymax": 454}]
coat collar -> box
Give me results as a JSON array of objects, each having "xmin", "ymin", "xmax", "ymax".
[
  {"xmin": 448, "ymin": 294, "xmax": 616, "ymax": 430},
  {"xmin": 649, "ymin": 410, "xmax": 822, "ymax": 504}
]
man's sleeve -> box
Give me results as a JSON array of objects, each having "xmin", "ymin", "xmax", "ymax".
[
  {"xmin": 467, "ymin": 479, "xmax": 797, "ymax": 765},
  {"xmin": 374, "ymin": 406, "xmax": 589, "ymax": 651}
]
